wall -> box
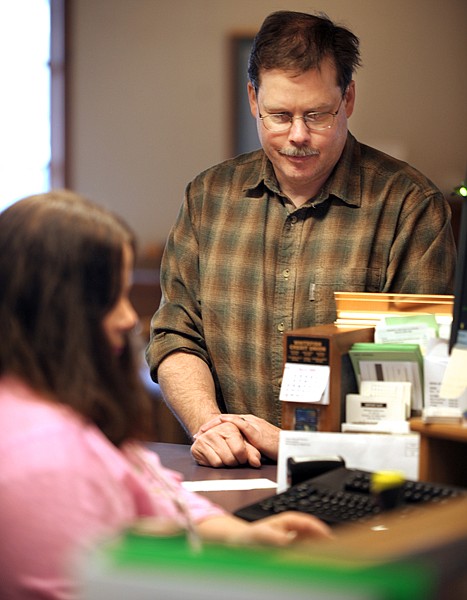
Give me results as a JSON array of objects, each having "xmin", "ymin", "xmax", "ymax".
[{"xmin": 68, "ymin": 0, "xmax": 467, "ymax": 247}]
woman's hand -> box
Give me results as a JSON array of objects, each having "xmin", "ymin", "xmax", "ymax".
[{"xmin": 196, "ymin": 512, "xmax": 332, "ymax": 547}]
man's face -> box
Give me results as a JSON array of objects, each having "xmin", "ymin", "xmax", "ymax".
[{"xmin": 248, "ymin": 58, "xmax": 355, "ymax": 204}]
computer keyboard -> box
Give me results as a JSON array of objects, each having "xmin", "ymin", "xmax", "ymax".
[{"xmin": 234, "ymin": 467, "xmax": 466, "ymax": 526}]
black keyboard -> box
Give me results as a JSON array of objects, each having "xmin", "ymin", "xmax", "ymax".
[{"xmin": 234, "ymin": 467, "xmax": 466, "ymax": 526}]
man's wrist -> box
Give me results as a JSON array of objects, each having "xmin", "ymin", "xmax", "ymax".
[{"xmin": 195, "ymin": 412, "xmax": 223, "ymax": 434}]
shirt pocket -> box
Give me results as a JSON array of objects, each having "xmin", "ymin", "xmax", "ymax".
[{"xmin": 311, "ymin": 267, "xmax": 382, "ymax": 323}]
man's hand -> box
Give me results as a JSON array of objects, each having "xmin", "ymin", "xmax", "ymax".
[
  {"xmin": 192, "ymin": 414, "xmax": 280, "ymax": 467},
  {"xmin": 191, "ymin": 421, "xmax": 262, "ymax": 468}
]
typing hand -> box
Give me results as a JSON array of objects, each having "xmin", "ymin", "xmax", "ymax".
[
  {"xmin": 197, "ymin": 511, "xmax": 332, "ymax": 546},
  {"xmin": 243, "ymin": 511, "xmax": 333, "ymax": 545},
  {"xmin": 191, "ymin": 421, "xmax": 262, "ymax": 468},
  {"xmin": 195, "ymin": 414, "xmax": 280, "ymax": 462}
]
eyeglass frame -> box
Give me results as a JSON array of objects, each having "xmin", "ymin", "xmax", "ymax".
[{"xmin": 258, "ymin": 92, "xmax": 346, "ymax": 133}]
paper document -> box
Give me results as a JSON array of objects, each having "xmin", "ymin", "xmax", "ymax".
[
  {"xmin": 375, "ymin": 322, "xmax": 437, "ymax": 352},
  {"xmin": 425, "ymin": 341, "xmax": 467, "ymax": 410},
  {"xmin": 182, "ymin": 479, "xmax": 277, "ymax": 492},
  {"xmin": 277, "ymin": 430, "xmax": 419, "ymax": 492},
  {"xmin": 440, "ymin": 345, "xmax": 467, "ymax": 402}
]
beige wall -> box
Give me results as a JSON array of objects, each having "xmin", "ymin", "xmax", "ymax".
[{"xmin": 68, "ymin": 0, "xmax": 467, "ymax": 247}]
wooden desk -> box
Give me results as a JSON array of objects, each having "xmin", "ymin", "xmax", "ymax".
[
  {"xmin": 410, "ymin": 418, "xmax": 467, "ymax": 487},
  {"xmin": 146, "ymin": 442, "xmax": 277, "ymax": 513}
]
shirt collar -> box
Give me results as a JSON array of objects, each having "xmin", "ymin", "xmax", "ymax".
[
  {"xmin": 242, "ymin": 151, "xmax": 281, "ymax": 196},
  {"xmin": 316, "ymin": 132, "xmax": 362, "ymax": 207}
]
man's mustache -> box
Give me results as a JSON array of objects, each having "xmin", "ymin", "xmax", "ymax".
[{"xmin": 279, "ymin": 147, "xmax": 320, "ymax": 157}]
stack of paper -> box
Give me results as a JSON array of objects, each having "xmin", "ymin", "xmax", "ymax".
[{"xmin": 334, "ymin": 292, "xmax": 453, "ymax": 330}]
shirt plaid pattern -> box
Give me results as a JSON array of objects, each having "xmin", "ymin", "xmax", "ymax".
[{"xmin": 147, "ymin": 133, "xmax": 456, "ymax": 426}]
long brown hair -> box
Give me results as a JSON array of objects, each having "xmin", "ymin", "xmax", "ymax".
[{"xmin": 0, "ymin": 190, "xmax": 153, "ymax": 445}]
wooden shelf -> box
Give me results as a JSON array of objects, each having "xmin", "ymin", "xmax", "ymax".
[
  {"xmin": 410, "ymin": 418, "xmax": 467, "ymax": 487},
  {"xmin": 410, "ymin": 418, "xmax": 467, "ymax": 443}
]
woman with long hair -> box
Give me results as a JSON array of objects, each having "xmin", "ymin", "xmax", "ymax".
[{"xmin": 0, "ymin": 190, "xmax": 330, "ymax": 599}]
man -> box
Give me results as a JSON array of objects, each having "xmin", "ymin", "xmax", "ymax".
[{"xmin": 146, "ymin": 11, "xmax": 456, "ymax": 468}]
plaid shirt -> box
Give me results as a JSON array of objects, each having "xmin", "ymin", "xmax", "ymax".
[{"xmin": 147, "ymin": 133, "xmax": 456, "ymax": 426}]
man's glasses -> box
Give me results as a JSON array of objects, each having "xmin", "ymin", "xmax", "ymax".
[{"xmin": 259, "ymin": 94, "xmax": 345, "ymax": 133}]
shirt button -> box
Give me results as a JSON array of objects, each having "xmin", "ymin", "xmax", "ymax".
[
  {"xmin": 283, "ymin": 268, "xmax": 290, "ymax": 278},
  {"xmin": 277, "ymin": 322, "xmax": 285, "ymax": 332},
  {"xmin": 290, "ymin": 216, "xmax": 298, "ymax": 224}
]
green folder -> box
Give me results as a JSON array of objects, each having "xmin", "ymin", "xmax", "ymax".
[
  {"xmin": 80, "ymin": 531, "xmax": 432, "ymax": 600},
  {"xmin": 348, "ymin": 343, "xmax": 424, "ymax": 410}
]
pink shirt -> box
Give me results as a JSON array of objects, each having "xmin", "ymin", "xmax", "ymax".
[{"xmin": 0, "ymin": 376, "xmax": 224, "ymax": 599}]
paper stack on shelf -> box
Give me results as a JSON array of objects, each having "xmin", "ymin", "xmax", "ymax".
[{"xmin": 334, "ymin": 292, "xmax": 453, "ymax": 336}]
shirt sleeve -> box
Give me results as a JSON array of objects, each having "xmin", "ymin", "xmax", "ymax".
[
  {"xmin": 132, "ymin": 446, "xmax": 226, "ymax": 524},
  {"xmin": 146, "ymin": 179, "xmax": 211, "ymax": 378},
  {"xmin": 384, "ymin": 189, "xmax": 456, "ymax": 294}
]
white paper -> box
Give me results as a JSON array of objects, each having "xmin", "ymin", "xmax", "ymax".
[
  {"xmin": 359, "ymin": 360, "xmax": 423, "ymax": 411},
  {"xmin": 279, "ymin": 362, "xmax": 330, "ymax": 404},
  {"xmin": 375, "ymin": 322, "xmax": 436, "ymax": 351},
  {"xmin": 360, "ymin": 380, "xmax": 411, "ymax": 418},
  {"xmin": 181, "ymin": 478, "xmax": 277, "ymax": 492},
  {"xmin": 342, "ymin": 421, "xmax": 410, "ymax": 434},
  {"xmin": 424, "ymin": 342, "xmax": 467, "ymax": 410},
  {"xmin": 346, "ymin": 394, "xmax": 406, "ymax": 423},
  {"xmin": 277, "ymin": 430, "xmax": 420, "ymax": 492},
  {"xmin": 439, "ymin": 346, "xmax": 467, "ymax": 404}
]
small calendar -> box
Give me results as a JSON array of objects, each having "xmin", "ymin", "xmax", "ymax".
[{"xmin": 279, "ymin": 362, "xmax": 330, "ymax": 404}]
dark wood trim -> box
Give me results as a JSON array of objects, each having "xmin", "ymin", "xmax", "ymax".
[
  {"xmin": 227, "ymin": 32, "xmax": 257, "ymax": 158},
  {"xmin": 50, "ymin": 0, "xmax": 69, "ymax": 188}
]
